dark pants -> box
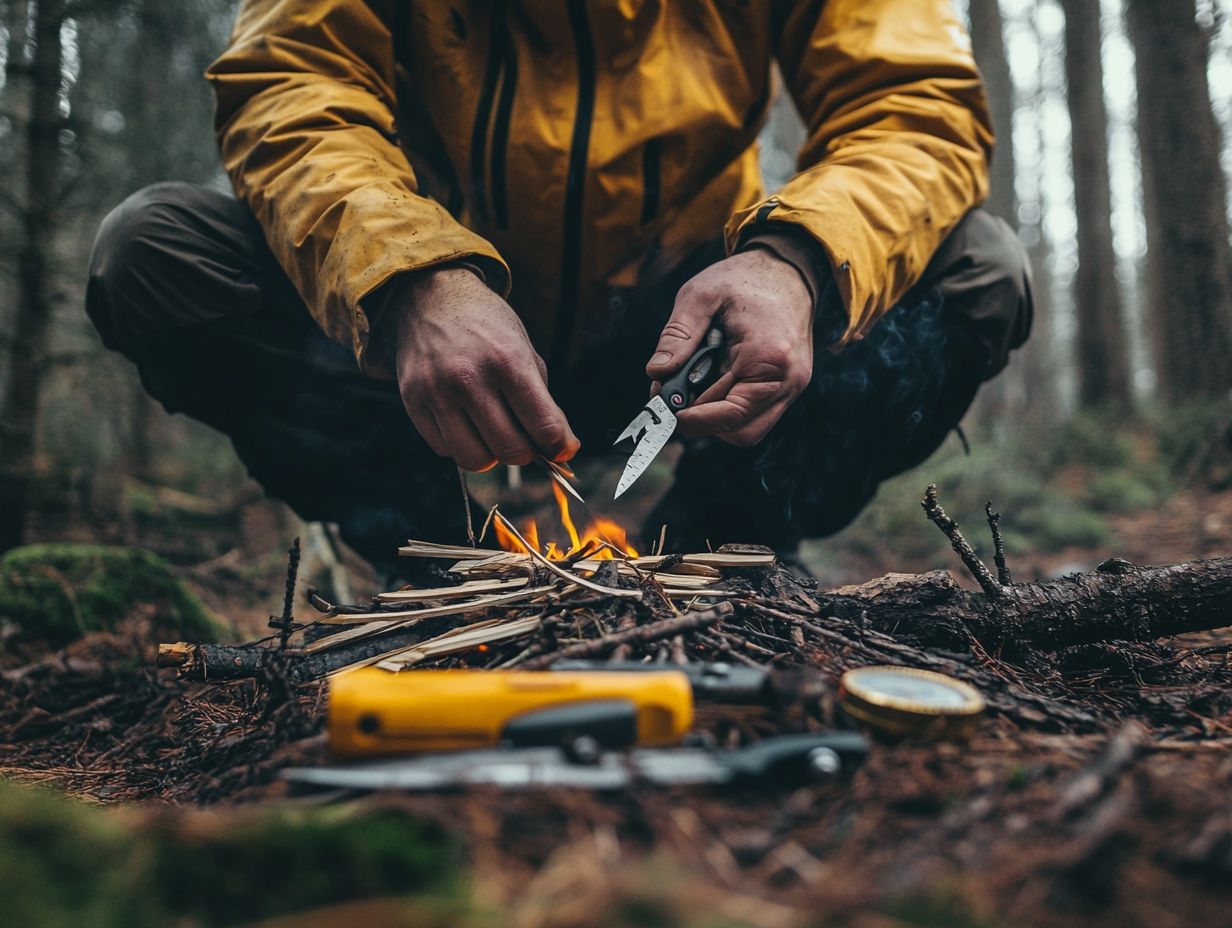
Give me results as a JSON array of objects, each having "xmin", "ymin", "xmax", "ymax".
[{"xmin": 85, "ymin": 182, "xmax": 1031, "ymax": 565}]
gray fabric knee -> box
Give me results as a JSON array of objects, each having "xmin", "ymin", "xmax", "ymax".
[{"xmin": 86, "ymin": 182, "xmax": 205, "ymax": 353}]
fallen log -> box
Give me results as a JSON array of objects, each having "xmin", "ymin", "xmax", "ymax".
[
  {"xmin": 828, "ymin": 558, "xmax": 1232, "ymax": 652},
  {"xmin": 830, "ymin": 487, "xmax": 1232, "ymax": 652}
]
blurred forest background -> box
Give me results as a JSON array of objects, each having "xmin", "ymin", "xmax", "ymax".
[{"xmin": 1, "ymin": 0, "xmax": 1231, "ymax": 611}]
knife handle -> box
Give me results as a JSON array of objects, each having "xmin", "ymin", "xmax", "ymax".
[{"xmin": 659, "ymin": 327, "xmax": 724, "ymax": 411}]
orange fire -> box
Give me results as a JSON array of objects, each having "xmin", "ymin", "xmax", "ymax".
[{"xmin": 494, "ymin": 482, "xmax": 640, "ymax": 561}]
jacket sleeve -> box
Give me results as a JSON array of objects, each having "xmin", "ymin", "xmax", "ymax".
[
  {"xmin": 727, "ymin": 0, "xmax": 993, "ymax": 345},
  {"xmin": 206, "ymin": 0, "xmax": 509, "ymax": 376}
]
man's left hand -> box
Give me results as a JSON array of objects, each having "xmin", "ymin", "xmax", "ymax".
[{"xmin": 646, "ymin": 248, "xmax": 814, "ymax": 447}]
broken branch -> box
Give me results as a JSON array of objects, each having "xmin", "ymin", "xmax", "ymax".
[
  {"xmin": 519, "ymin": 602, "xmax": 734, "ymax": 669},
  {"xmin": 922, "ymin": 484, "xmax": 1003, "ymax": 597}
]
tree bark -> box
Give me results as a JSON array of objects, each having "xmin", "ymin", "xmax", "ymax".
[
  {"xmin": 963, "ymin": 0, "xmax": 1025, "ymax": 432},
  {"xmin": 0, "ymin": 0, "xmax": 64, "ymax": 552},
  {"xmin": 1126, "ymin": 0, "xmax": 1232, "ymax": 402},
  {"xmin": 828, "ymin": 556, "xmax": 1232, "ymax": 652},
  {"xmin": 1060, "ymin": 0, "xmax": 1133, "ymax": 410},
  {"xmin": 968, "ymin": 0, "xmax": 1017, "ymax": 225}
]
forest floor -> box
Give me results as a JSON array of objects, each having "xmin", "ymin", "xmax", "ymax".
[{"xmin": 2, "ymin": 416, "xmax": 1231, "ymax": 928}]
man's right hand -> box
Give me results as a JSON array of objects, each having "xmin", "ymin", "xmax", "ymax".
[{"xmin": 393, "ymin": 267, "xmax": 579, "ymax": 472}]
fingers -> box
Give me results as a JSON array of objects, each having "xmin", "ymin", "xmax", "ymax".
[
  {"xmin": 504, "ymin": 369, "xmax": 580, "ymax": 462},
  {"xmin": 691, "ymin": 370, "xmax": 737, "ymax": 408},
  {"xmin": 405, "ymin": 366, "xmax": 578, "ymax": 470},
  {"xmin": 466, "ymin": 394, "xmax": 537, "ymax": 467},
  {"xmin": 646, "ymin": 277, "xmax": 720, "ymax": 379},
  {"xmin": 434, "ymin": 406, "xmax": 498, "ymax": 472},
  {"xmin": 407, "ymin": 402, "xmax": 449, "ymax": 458},
  {"xmin": 718, "ymin": 400, "xmax": 793, "ymax": 447},
  {"xmin": 676, "ymin": 379, "xmax": 779, "ymax": 437}
]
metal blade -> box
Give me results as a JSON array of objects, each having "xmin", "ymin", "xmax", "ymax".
[
  {"xmin": 614, "ymin": 396, "xmax": 676, "ymax": 499},
  {"xmin": 282, "ymin": 748, "xmax": 631, "ymax": 791},
  {"xmin": 614, "ymin": 407, "xmax": 656, "ymax": 447},
  {"xmin": 540, "ymin": 456, "xmax": 585, "ymax": 504}
]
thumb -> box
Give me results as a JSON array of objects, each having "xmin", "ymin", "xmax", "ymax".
[{"xmin": 647, "ymin": 283, "xmax": 717, "ymax": 378}]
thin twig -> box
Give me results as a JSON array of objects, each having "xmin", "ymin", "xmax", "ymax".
[
  {"xmin": 985, "ymin": 500, "xmax": 1013, "ymax": 586},
  {"xmin": 477, "ymin": 505, "xmax": 498, "ymax": 546},
  {"xmin": 520, "ymin": 602, "xmax": 733, "ymax": 668},
  {"xmin": 269, "ymin": 538, "xmax": 300, "ymax": 650},
  {"xmin": 491, "ymin": 508, "xmax": 641, "ymax": 599},
  {"xmin": 457, "ymin": 466, "xmax": 476, "ymax": 547},
  {"xmin": 921, "ymin": 485, "xmax": 1003, "ymax": 598}
]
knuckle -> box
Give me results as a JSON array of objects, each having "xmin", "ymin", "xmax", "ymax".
[
  {"xmin": 788, "ymin": 370, "xmax": 812, "ymax": 393},
  {"xmin": 436, "ymin": 361, "xmax": 483, "ymax": 391},
  {"xmin": 534, "ymin": 421, "xmax": 569, "ymax": 451},
  {"xmin": 676, "ymin": 277, "xmax": 717, "ymax": 305},
  {"xmin": 658, "ymin": 319, "xmax": 695, "ymax": 344},
  {"xmin": 494, "ymin": 443, "xmax": 533, "ymax": 466},
  {"xmin": 483, "ymin": 345, "xmax": 520, "ymax": 372},
  {"xmin": 760, "ymin": 340, "xmax": 795, "ymax": 368}
]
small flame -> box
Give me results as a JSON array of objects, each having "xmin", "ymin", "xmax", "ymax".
[{"xmin": 494, "ymin": 482, "xmax": 640, "ymax": 561}]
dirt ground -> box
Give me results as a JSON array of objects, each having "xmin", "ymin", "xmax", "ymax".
[{"xmin": 2, "ymin": 482, "xmax": 1231, "ymax": 926}]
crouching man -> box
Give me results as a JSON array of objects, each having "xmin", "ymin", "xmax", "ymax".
[{"xmin": 87, "ymin": 0, "xmax": 1031, "ymax": 570}]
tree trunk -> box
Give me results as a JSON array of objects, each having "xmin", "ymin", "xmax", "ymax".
[
  {"xmin": 1126, "ymin": 0, "xmax": 1232, "ymax": 402},
  {"xmin": 968, "ymin": 0, "xmax": 1017, "ymax": 225},
  {"xmin": 1061, "ymin": 0, "xmax": 1134, "ymax": 410},
  {"xmin": 0, "ymin": 0, "xmax": 64, "ymax": 552},
  {"xmin": 123, "ymin": 0, "xmax": 177, "ymax": 481},
  {"xmin": 3, "ymin": 0, "xmax": 29, "ymax": 75}
]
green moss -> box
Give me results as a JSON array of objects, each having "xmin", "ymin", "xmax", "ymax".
[
  {"xmin": 0, "ymin": 782, "xmax": 466, "ymax": 927},
  {"xmin": 879, "ymin": 889, "xmax": 1002, "ymax": 928},
  {"xmin": 1046, "ymin": 414, "xmax": 1135, "ymax": 471},
  {"xmin": 0, "ymin": 785, "xmax": 155, "ymax": 928},
  {"xmin": 0, "ymin": 543, "xmax": 224, "ymax": 649},
  {"xmin": 1011, "ymin": 501, "xmax": 1109, "ymax": 551},
  {"xmin": 147, "ymin": 807, "xmax": 463, "ymax": 924},
  {"xmin": 1151, "ymin": 400, "xmax": 1232, "ymax": 484},
  {"xmin": 1083, "ymin": 467, "xmax": 1170, "ymax": 514}
]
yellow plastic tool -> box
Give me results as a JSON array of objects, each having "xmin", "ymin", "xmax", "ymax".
[{"xmin": 328, "ymin": 668, "xmax": 694, "ymax": 758}]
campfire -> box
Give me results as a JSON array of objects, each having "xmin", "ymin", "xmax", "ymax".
[{"xmin": 493, "ymin": 483, "xmax": 640, "ymax": 561}]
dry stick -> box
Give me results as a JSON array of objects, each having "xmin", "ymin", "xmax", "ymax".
[
  {"xmin": 158, "ymin": 631, "xmax": 431, "ymax": 684},
  {"xmin": 921, "ymin": 484, "xmax": 1003, "ymax": 598},
  {"xmin": 268, "ymin": 537, "xmax": 300, "ymax": 651},
  {"xmin": 609, "ymin": 610, "xmax": 640, "ymax": 661},
  {"xmin": 520, "ymin": 602, "xmax": 734, "ymax": 669},
  {"xmin": 491, "ymin": 507, "xmax": 641, "ymax": 599},
  {"xmin": 985, "ymin": 500, "xmax": 1013, "ymax": 586},
  {"xmin": 458, "ymin": 465, "xmax": 476, "ymax": 547}
]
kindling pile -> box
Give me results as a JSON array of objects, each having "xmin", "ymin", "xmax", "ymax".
[{"xmin": 158, "ymin": 506, "xmax": 775, "ymax": 683}]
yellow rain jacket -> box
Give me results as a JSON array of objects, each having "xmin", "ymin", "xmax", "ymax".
[{"xmin": 207, "ymin": 1, "xmax": 992, "ymax": 378}]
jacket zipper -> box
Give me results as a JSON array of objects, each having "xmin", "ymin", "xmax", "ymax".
[
  {"xmin": 489, "ymin": 25, "xmax": 518, "ymax": 229},
  {"xmin": 640, "ymin": 137, "xmax": 661, "ymax": 225},
  {"xmin": 469, "ymin": 2, "xmax": 508, "ymax": 223},
  {"xmin": 553, "ymin": 0, "xmax": 597, "ymax": 372}
]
